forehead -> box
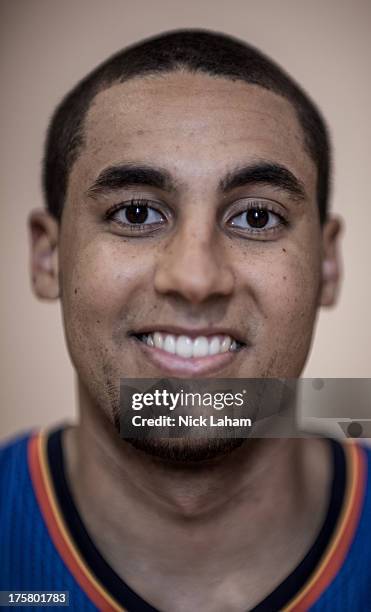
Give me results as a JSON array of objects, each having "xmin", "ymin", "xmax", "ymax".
[{"xmin": 76, "ymin": 72, "xmax": 316, "ymax": 190}]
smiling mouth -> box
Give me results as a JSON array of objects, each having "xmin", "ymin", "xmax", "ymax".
[{"xmin": 134, "ymin": 332, "xmax": 244, "ymax": 360}]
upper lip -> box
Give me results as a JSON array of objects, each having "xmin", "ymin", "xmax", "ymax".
[{"xmin": 131, "ymin": 325, "xmax": 247, "ymax": 345}]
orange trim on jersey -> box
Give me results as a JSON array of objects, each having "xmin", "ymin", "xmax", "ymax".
[
  {"xmin": 28, "ymin": 431, "xmax": 367, "ymax": 612},
  {"xmin": 28, "ymin": 431, "xmax": 125, "ymax": 612},
  {"xmin": 282, "ymin": 441, "xmax": 367, "ymax": 611}
]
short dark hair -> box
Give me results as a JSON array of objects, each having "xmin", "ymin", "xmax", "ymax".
[{"xmin": 43, "ymin": 29, "xmax": 331, "ymax": 223}]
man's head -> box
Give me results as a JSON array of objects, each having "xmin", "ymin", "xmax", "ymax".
[
  {"xmin": 43, "ymin": 29, "xmax": 331, "ymax": 225},
  {"xmin": 29, "ymin": 30, "xmax": 341, "ymax": 457}
]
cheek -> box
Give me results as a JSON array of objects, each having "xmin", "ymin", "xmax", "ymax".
[
  {"xmin": 264, "ymin": 252, "xmax": 319, "ymax": 322},
  {"xmin": 62, "ymin": 240, "xmax": 149, "ymax": 319},
  {"xmin": 235, "ymin": 244, "xmax": 321, "ymax": 373},
  {"xmin": 59, "ymin": 195, "xmax": 150, "ymax": 319},
  {"xmin": 238, "ymin": 242, "xmax": 320, "ymax": 308},
  {"xmin": 59, "ymin": 236, "xmax": 154, "ymax": 377}
]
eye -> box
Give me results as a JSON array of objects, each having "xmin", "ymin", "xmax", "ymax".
[
  {"xmin": 106, "ymin": 199, "xmax": 166, "ymax": 230},
  {"xmin": 228, "ymin": 201, "xmax": 286, "ymax": 234}
]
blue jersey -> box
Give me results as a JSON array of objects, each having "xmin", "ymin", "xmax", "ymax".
[{"xmin": 1, "ymin": 427, "xmax": 370, "ymax": 611}]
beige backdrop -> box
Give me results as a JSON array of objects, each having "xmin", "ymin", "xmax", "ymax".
[{"xmin": 1, "ymin": 0, "xmax": 370, "ymax": 440}]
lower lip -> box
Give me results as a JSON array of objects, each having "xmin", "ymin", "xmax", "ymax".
[{"xmin": 133, "ymin": 337, "xmax": 243, "ymax": 376}]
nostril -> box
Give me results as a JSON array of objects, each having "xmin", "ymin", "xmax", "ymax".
[{"xmin": 153, "ymin": 261, "xmax": 234, "ymax": 304}]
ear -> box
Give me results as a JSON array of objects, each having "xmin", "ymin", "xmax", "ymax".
[
  {"xmin": 28, "ymin": 208, "xmax": 60, "ymax": 300},
  {"xmin": 319, "ymin": 215, "xmax": 342, "ymax": 307}
]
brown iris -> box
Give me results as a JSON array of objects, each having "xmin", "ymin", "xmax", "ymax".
[
  {"xmin": 125, "ymin": 204, "xmax": 148, "ymax": 224},
  {"xmin": 246, "ymin": 208, "xmax": 269, "ymax": 228}
]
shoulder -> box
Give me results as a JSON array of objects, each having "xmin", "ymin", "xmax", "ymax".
[
  {"xmin": 356, "ymin": 441, "xmax": 371, "ymax": 509},
  {"xmin": 359, "ymin": 441, "xmax": 371, "ymax": 462},
  {"xmin": 339, "ymin": 441, "xmax": 371, "ymax": 558},
  {"xmin": 0, "ymin": 429, "xmax": 36, "ymax": 459},
  {"xmin": 0, "ymin": 429, "xmax": 37, "ymax": 492},
  {"xmin": 354, "ymin": 440, "xmax": 371, "ymax": 490}
]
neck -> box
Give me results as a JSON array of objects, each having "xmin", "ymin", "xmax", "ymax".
[{"xmin": 62, "ymin": 380, "xmax": 332, "ymax": 610}]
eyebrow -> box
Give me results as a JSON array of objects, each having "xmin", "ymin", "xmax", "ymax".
[
  {"xmin": 86, "ymin": 161, "xmax": 307, "ymax": 201},
  {"xmin": 86, "ymin": 164, "xmax": 176, "ymax": 197},
  {"xmin": 219, "ymin": 162, "xmax": 307, "ymax": 200}
]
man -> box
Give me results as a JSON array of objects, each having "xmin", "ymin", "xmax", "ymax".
[{"xmin": 1, "ymin": 29, "xmax": 370, "ymax": 611}]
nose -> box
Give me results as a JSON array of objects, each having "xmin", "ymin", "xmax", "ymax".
[{"xmin": 154, "ymin": 225, "xmax": 235, "ymax": 304}]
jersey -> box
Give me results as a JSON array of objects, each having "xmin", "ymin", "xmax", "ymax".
[{"xmin": 0, "ymin": 426, "xmax": 370, "ymax": 611}]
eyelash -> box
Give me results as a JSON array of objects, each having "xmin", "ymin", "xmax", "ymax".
[
  {"xmin": 104, "ymin": 199, "xmax": 164, "ymax": 232},
  {"xmin": 104, "ymin": 198, "xmax": 288, "ymax": 235},
  {"xmin": 227, "ymin": 199, "xmax": 288, "ymax": 234}
]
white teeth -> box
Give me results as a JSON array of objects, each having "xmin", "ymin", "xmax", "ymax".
[
  {"xmin": 220, "ymin": 336, "xmax": 232, "ymax": 352},
  {"xmin": 143, "ymin": 332, "xmax": 240, "ymax": 358},
  {"xmin": 153, "ymin": 332, "xmax": 163, "ymax": 349},
  {"xmin": 192, "ymin": 336, "xmax": 209, "ymax": 358},
  {"xmin": 208, "ymin": 337, "xmax": 221, "ymax": 355},
  {"xmin": 163, "ymin": 334, "xmax": 176, "ymax": 354},
  {"xmin": 176, "ymin": 335, "xmax": 193, "ymax": 358}
]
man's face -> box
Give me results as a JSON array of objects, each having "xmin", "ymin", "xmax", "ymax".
[{"xmin": 52, "ymin": 72, "xmax": 332, "ymax": 421}]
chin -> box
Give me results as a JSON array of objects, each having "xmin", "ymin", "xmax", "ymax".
[{"xmin": 123, "ymin": 437, "xmax": 246, "ymax": 464}]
